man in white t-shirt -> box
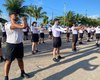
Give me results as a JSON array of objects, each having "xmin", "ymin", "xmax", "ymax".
[
  {"xmin": 4, "ymin": 12, "xmax": 29, "ymax": 80},
  {"xmin": 71, "ymin": 23, "xmax": 81, "ymax": 51}
]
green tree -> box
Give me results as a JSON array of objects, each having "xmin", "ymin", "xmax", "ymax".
[
  {"xmin": 3, "ymin": 0, "xmax": 28, "ymax": 17},
  {"xmin": 43, "ymin": 16, "xmax": 49, "ymax": 25}
]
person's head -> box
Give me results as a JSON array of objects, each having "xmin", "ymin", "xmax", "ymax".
[
  {"xmin": 22, "ymin": 16, "xmax": 27, "ymax": 21},
  {"xmin": 9, "ymin": 12, "xmax": 18, "ymax": 21},
  {"xmin": 54, "ymin": 18, "xmax": 60, "ymax": 25},
  {"xmin": 32, "ymin": 21, "xmax": 37, "ymax": 27}
]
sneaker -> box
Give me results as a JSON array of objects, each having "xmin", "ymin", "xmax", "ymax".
[
  {"xmin": 58, "ymin": 56, "xmax": 63, "ymax": 59},
  {"xmin": 20, "ymin": 73, "xmax": 30, "ymax": 78},
  {"xmin": 32, "ymin": 51, "xmax": 35, "ymax": 55},
  {"xmin": 72, "ymin": 49, "xmax": 77, "ymax": 52},
  {"xmin": 96, "ymin": 43, "xmax": 99, "ymax": 47},
  {"xmin": 53, "ymin": 58, "xmax": 59, "ymax": 62}
]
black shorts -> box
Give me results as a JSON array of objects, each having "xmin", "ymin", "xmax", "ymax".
[
  {"xmin": 49, "ymin": 31, "xmax": 52, "ymax": 36},
  {"xmin": 96, "ymin": 34, "xmax": 100, "ymax": 40},
  {"xmin": 91, "ymin": 32, "xmax": 95, "ymax": 35},
  {"xmin": 31, "ymin": 34, "xmax": 39, "ymax": 42},
  {"xmin": 66, "ymin": 33, "xmax": 70, "ymax": 37},
  {"xmin": 24, "ymin": 32, "xmax": 28, "ymax": 36},
  {"xmin": 53, "ymin": 37, "xmax": 62, "ymax": 48},
  {"xmin": 88, "ymin": 33, "xmax": 91, "ymax": 38},
  {"xmin": 40, "ymin": 33, "xmax": 45, "ymax": 38},
  {"xmin": 79, "ymin": 33, "xmax": 83, "ymax": 38},
  {"xmin": 2, "ymin": 32, "xmax": 6, "ymax": 37},
  {"xmin": 72, "ymin": 34, "xmax": 78, "ymax": 43},
  {"xmin": 5, "ymin": 43, "xmax": 24, "ymax": 61},
  {"xmin": 0, "ymin": 39, "xmax": 1, "ymax": 48}
]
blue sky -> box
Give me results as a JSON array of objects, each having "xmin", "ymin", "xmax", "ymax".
[{"xmin": 0, "ymin": 0, "xmax": 100, "ymax": 20}]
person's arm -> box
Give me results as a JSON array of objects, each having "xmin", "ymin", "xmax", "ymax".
[
  {"xmin": 55, "ymin": 27, "xmax": 67, "ymax": 33},
  {"xmin": 74, "ymin": 26, "xmax": 81, "ymax": 30},
  {"xmin": 10, "ymin": 20, "xmax": 26, "ymax": 29}
]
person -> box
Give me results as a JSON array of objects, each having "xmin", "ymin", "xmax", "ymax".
[
  {"xmin": 95, "ymin": 26, "xmax": 100, "ymax": 47},
  {"xmin": 31, "ymin": 22, "xmax": 39, "ymax": 54},
  {"xmin": 86, "ymin": 26, "xmax": 91, "ymax": 42},
  {"xmin": 4, "ymin": 12, "xmax": 29, "ymax": 80},
  {"xmin": 52, "ymin": 18, "xmax": 67, "ymax": 62},
  {"xmin": 39, "ymin": 24, "xmax": 46, "ymax": 43},
  {"xmin": 22, "ymin": 16, "xmax": 29, "ymax": 41},
  {"xmin": 79, "ymin": 25, "xmax": 84, "ymax": 44},
  {"xmin": 48, "ymin": 25, "xmax": 52, "ymax": 39},
  {"xmin": 66, "ymin": 26, "xmax": 71, "ymax": 42},
  {"xmin": 1, "ymin": 24, "xmax": 7, "ymax": 43},
  {"xmin": 71, "ymin": 23, "xmax": 80, "ymax": 52},
  {"xmin": 91, "ymin": 26, "xmax": 95, "ymax": 40},
  {"xmin": 0, "ymin": 37, "xmax": 4, "ymax": 62}
]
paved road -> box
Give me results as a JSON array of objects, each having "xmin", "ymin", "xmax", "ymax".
[{"xmin": 0, "ymin": 34, "xmax": 100, "ymax": 80}]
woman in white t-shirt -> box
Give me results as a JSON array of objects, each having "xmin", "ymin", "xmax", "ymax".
[
  {"xmin": 39, "ymin": 24, "xmax": 46, "ymax": 43},
  {"xmin": 31, "ymin": 22, "xmax": 40, "ymax": 54},
  {"xmin": 66, "ymin": 27, "xmax": 71, "ymax": 42},
  {"xmin": 91, "ymin": 27, "xmax": 95, "ymax": 40},
  {"xmin": 79, "ymin": 25, "xmax": 85, "ymax": 44},
  {"xmin": 86, "ymin": 27, "xmax": 91, "ymax": 42},
  {"xmin": 48, "ymin": 25, "xmax": 52, "ymax": 39},
  {"xmin": 95, "ymin": 26, "xmax": 100, "ymax": 47}
]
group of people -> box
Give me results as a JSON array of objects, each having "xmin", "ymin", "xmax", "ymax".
[{"xmin": 0, "ymin": 12, "xmax": 99, "ymax": 80}]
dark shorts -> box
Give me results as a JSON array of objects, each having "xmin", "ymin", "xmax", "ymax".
[
  {"xmin": 31, "ymin": 34, "xmax": 39, "ymax": 42},
  {"xmin": 24, "ymin": 32, "xmax": 28, "ymax": 36},
  {"xmin": 49, "ymin": 31, "xmax": 52, "ymax": 36},
  {"xmin": 0, "ymin": 39, "xmax": 1, "ymax": 48},
  {"xmin": 66, "ymin": 33, "xmax": 70, "ymax": 37},
  {"xmin": 79, "ymin": 33, "xmax": 83, "ymax": 38},
  {"xmin": 72, "ymin": 34, "xmax": 78, "ymax": 43},
  {"xmin": 96, "ymin": 34, "xmax": 100, "ymax": 40},
  {"xmin": 5, "ymin": 43, "xmax": 24, "ymax": 61},
  {"xmin": 2, "ymin": 32, "xmax": 6, "ymax": 37},
  {"xmin": 40, "ymin": 33, "xmax": 45, "ymax": 38},
  {"xmin": 88, "ymin": 33, "xmax": 91, "ymax": 38},
  {"xmin": 53, "ymin": 37, "xmax": 62, "ymax": 48},
  {"xmin": 91, "ymin": 32, "xmax": 95, "ymax": 35}
]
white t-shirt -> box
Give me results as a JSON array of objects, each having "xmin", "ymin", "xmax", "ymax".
[
  {"xmin": 31, "ymin": 26, "xmax": 39, "ymax": 34},
  {"xmin": 95, "ymin": 27, "xmax": 100, "ymax": 34},
  {"xmin": 71, "ymin": 26, "xmax": 78, "ymax": 34},
  {"xmin": 23, "ymin": 28, "xmax": 27, "ymax": 32},
  {"xmin": 1, "ymin": 27, "xmax": 6, "ymax": 32},
  {"xmin": 52, "ymin": 25, "xmax": 66, "ymax": 37},
  {"xmin": 91, "ymin": 27, "xmax": 95, "ymax": 32},
  {"xmin": 48, "ymin": 27, "xmax": 52, "ymax": 32},
  {"xmin": 5, "ymin": 22, "xmax": 23, "ymax": 44},
  {"xmin": 86, "ymin": 28, "xmax": 91, "ymax": 33},
  {"xmin": 79, "ymin": 29, "xmax": 83, "ymax": 33}
]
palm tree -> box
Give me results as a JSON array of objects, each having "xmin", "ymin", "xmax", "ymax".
[
  {"xmin": 33, "ymin": 5, "xmax": 47, "ymax": 21},
  {"xmin": 3, "ymin": 0, "xmax": 28, "ymax": 17},
  {"xmin": 0, "ymin": 10, "xmax": 2, "ymax": 16},
  {"xmin": 65, "ymin": 11, "xmax": 75, "ymax": 26},
  {"xmin": 43, "ymin": 16, "xmax": 49, "ymax": 25},
  {"xmin": 27, "ymin": 5, "xmax": 46, "ymax": 21}
]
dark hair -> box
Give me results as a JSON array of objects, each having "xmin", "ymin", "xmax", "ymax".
[
  {"xmin": 32, "ymin": 21, "xmax": 37, "ymax": 26},
  {"xmin": 54, "ymin": 18, "xmax": 59, "ymax": 22},
  {"xmin": 9, "ymin": 12, "xmax": 17, "ymax": 16}
]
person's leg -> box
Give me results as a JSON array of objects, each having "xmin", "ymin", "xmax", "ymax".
[
  {"xmin": 32, "ymin": 42, "xmax": 35, "ymax": 54},
  {"xmin": 53, "ymin": 48, "xmax": 57, "ymax": 59},
  {"xmin": 4, "ymin": 60, "xmax": 12, "ymax": 80},
  {"xmin": 17, "ymin": 58, "xmax": 29, "ymax": 78},
  {"xmin": 35, "ymin": 42, "xmax": 39, "ymax": 52}
]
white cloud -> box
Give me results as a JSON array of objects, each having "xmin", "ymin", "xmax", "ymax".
[{"xmin": 88, "ymin": 15, "xmax": 100, "ymax": 19}]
